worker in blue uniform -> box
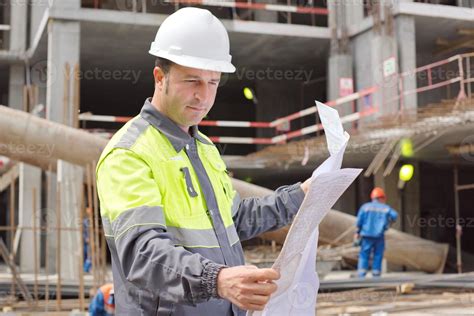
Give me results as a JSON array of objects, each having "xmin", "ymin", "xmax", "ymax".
[
  {"xmin": 355, "ymin": 187, "xmax": 398, "ymax": 278},
  {"xmin": 89, "ymin": 283, "xmax": 115, "ymax": 316}
]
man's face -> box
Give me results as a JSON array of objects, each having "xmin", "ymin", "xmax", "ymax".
[{"xmin": 155, "ymin": 63, "xmax": 221, "ymax": 131}]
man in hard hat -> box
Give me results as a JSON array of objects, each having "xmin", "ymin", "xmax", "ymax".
[
  {"xmin": 96, "ymin": 7, "xmax": 310, "ymax": 315},
  {"xmin": 355, "ymin": 187, "xmax": 398, "ymax": 278}
]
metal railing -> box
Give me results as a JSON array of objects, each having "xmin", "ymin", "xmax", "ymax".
[
  {"xmin": 79, "ymin": 86, "xmax": 379, "ymax": 144},
  {"xmin": 387, "ymin": 53, "xmax": 473, "ymax": 112},
  {"xmin": 78, "ymin": 53, "xmax": 474, "ymax": 145}
]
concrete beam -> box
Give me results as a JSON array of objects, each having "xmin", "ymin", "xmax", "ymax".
[{"xmin": 48, "ymin": 7, "xmax": 330, "ymax": 39}]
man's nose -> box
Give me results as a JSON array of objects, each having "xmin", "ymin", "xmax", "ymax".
[{"xmin": 194, "ymin": 83, "xmax": 210, "ymax": 102}]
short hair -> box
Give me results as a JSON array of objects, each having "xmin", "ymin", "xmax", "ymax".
[{"xmin": 155, "ymin": 57, "xmax": 174, "ymax": 75}]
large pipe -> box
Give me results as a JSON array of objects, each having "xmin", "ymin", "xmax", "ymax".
[
  {"xmin": 0, "ymin": 105, "xmax": 448, "ymax": 273},
  {"xmin": 0, "ymin": 105, "xmax": 107, "ymax": 168},
  {"xmin": 233, "ymin": 179, "xmax": 449, "ymax": 273}
]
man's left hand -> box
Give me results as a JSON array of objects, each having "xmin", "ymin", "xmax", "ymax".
[{"xmin": 300, "ymin": 178, "xmax": 312, "ymax": 195}]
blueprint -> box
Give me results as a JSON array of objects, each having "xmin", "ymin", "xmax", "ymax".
[{"xmin": 248, "ymin": 102, "xmax": 362, "ymax": 316}]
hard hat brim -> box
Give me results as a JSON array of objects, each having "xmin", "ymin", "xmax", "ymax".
[{"xmin": 149, "ymin": 50, "xmax": 236, "ymax": 73}]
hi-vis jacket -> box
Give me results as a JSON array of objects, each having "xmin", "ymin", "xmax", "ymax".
[{"xmin": 97, "ymin": 99, "xmax": 305, "ymax": 316}]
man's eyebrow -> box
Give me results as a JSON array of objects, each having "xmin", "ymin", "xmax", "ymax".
[{"xmin": 183, "ymin": 75, "xmax": 220, "ymax": 82}]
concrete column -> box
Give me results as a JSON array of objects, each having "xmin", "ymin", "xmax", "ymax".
[
  {"xmin": 327, "ymin": 54, "xmax": 353, "ymax": 129},
  {"xmin": 8, "ymin": 0, "xmax": 26, "ymax": 53},
  {"xmin": 8, "ymin": 65, "xmax": 24, "ymax": 111},
  {"xmin": 371, "ymin": 34, "xmax": 399, "ymax": 116},
  {"xmin": 17, "ymin": 164, "xmax": 41, "ymax": 273},
  {"xmin": 8, "ymin": 0, "xmax": 43, "ymax": 273},
  {"xmin": 8, "ymin": 0, "xmax": 27, "ymax": 110},
  {"xmin": 46, "ymin": 15, "xmax": 82, "ymax": 277},
  {"xmin": 396, "ymin": 15, "xmax": 417, "ymax": 111},
  {"xmin": 57, "ymin": 160, "xmax": 83, "ymax": 281},
  {"xmin": 46, "ymin": 20, "xmax": 80, "ymax": 123},
  {"xmin": 345, "ymin": 0, "xmax": 364, "ymax": 26}
]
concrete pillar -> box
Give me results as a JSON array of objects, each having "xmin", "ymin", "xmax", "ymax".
[
  {"xmin": 327, "ymin": 54, "xmax": 353, "ymax": 128},
  {"xmin": 8, "ymin": 0, "xmax": 44, "ymax": 272},
  {"xmin": 17, "ymin": 164, "xmax": 41, "ymax": 273},
  {"xmin": 353, "ymin": 30, "xmax": 373, "ymax": 114},
  {"xmin": 46, "ymin": 20, "xmax": 80, "ymax": 124},
  {"xmin": 8, "ymin": 0, "xmax": 26, "ymax": 53},
  {"xmin": 8, "ymin": 0, "xmax": 26, "ymax": 110},
  {"xmin": 8, "ymin": 65, "xmax": 24, "ymax": 111},
  {"xmin": 46, "ymin": 7, "xmax": 82, "ymax": 277},
  {"xmin": 371, "ymin": 34, "xmax": 399, "ymax": 116},
  {"xmin": 57, "ymin": 160, "xmax": 83, "ymax": 281},
  {"xmin": 345, "ymin": 0, "xmax": 364, "ymax": 26},
  {"xmin": 396, "ymin": 15, "xmax": 417, "ymax": 111}
]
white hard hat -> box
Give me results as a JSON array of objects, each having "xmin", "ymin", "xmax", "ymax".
[{"xmin": 149, "ymin": 7, "xmax": 236, "ymax": 73}]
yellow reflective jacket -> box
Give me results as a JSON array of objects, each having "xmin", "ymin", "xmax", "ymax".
[{"xmin": 96, "ymin": 99, "xmax": 305, "ymax": 315}]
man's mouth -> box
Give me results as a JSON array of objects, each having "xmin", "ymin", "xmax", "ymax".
[{"xmin": 187, "ymin": 106, "xmax": 206, "ymax": 112}]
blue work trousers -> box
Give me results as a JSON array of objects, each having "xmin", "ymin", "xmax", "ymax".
[{"xmin": 357, "ymin": 236, "xmax": 385, "ymax": 277}]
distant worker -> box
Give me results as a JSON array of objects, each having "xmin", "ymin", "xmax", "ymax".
[
  {"xmin": 96, "ymin": 7, "xmax": 311, "ymax": 315},
  {"xmin": 83, "ymin": 207, "xmax": 92, "ymax": 273},
  {"xmin": 355, "ymin": 187, "xmax": 398, "ymax": 278},
  {"xmin": 89, "ymin": 283, "xmax": 115, "ymax": 316}
]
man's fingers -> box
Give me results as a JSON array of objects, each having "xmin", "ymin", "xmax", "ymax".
[
  {"xmin": 247, "ymin": 294, "xmax": 271, "ymax": 305},
  {"xmin": 242, "ymin": 281, "xmax": 278, "ymax": 296},
  {"xmin": 247, "ymin": 268, "xmax": 280, "ymax": 282},
  {"xmin": 245, "ymin": 303, "xmax": 266, "ymax": 311}
]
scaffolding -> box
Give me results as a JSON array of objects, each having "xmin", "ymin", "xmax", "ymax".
[{"xmin": 0, "ymin": 162, "xmax": 108, "ymax": 312}]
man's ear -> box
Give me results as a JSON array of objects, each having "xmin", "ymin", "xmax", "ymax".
[{"xmin": 153, "ymin": 67, "xmax": 166, "ymax": 90}]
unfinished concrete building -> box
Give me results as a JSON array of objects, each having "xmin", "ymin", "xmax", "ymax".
[{"xmin": 0, "ymin": 0, "xmax": 473, "ymax": 312}]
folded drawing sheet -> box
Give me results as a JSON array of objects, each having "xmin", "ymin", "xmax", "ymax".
[{"xmin": 248, "ymin": 102, "xmax": 362, "ymax": 316}]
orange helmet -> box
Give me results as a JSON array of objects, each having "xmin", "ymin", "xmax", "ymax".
[{"xmin": 370, "ymin": 187, "xmax": 386, "ymax": 200}]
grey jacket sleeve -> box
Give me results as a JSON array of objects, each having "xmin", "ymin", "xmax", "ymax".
[
  {"xmin": 114, "ymin": 226, "xmax": 225, "ymax": 305},
  {"xmin": 232, "ymin": 183, "xmax": 305, "ymax": 241}
]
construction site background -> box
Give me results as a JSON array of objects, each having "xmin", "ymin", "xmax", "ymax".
[{"xmin": 0, "ymin": 0, "xmax": 474, "ymax": 314}]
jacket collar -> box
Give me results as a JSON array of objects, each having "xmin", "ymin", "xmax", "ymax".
[{"xmin": 140, "ymin": 98, "xmax": 212, "ymax": 152}]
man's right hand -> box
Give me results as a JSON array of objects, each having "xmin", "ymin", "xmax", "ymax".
[{"xmin": 217, "ymin": 265, "xmax": 280, "ymax": 311}]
